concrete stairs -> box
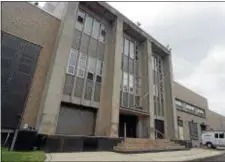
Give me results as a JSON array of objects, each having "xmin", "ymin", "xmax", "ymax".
[{"xmin": 113, "ymin": 138, "xmax": 186, "ymax": 153}]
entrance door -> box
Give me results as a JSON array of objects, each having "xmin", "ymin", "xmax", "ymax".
[
  {"xmin": 119, "ymin": 114, "xmax": 137, "ymax": 138},
  {"xmin": 155, "ymin": 119, "xmax": 165, "ymax": 139},
  {"xmin": 1, "ymin": 32, "xmax": 40, "ymax": 129}
]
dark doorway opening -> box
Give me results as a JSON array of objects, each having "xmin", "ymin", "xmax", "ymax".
[
  {"xmin": 155, "ymin": 119, "xmax": 165, "ymax": 139},
  {"xmin": 119, "ymin": 114, "xmax": 137, "ymax": 138},
  {"xmin": 200, "ymin": 124, "xmax": 207, "ymax": 133}
]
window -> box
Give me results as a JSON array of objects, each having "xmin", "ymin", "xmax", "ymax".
[
  {"xmin": 123, "ymin": 55, "xmax": 129, "ymax": 72},
  {"xmin": 124, "ymin": 39, "xmax": 129, "ymax": 56},
  {"xmin": 75, "ymin": 10, "xmax": 85, "ymax": 31},
  {"xmin": 96, "ymin": 75, "xmax": 102, "ymax": 83},
  {"xmin": 77, "ymin": 53, "xmax": 87, "ymax": 78},
  {"xmin": 129, "ymin": 41, "xmax": 134, "ymax": 59},
  {"xmin": 92, "ymin": 19, "xmax": 100, "ymax": 39},
  {"xmin": 96, "ymin": 60, "xmax": 103, "ymax": 76},
  {"xmin": 87, "ymin": 56, "xmax": 96, "ymax": 73},
  {"xmin": 87, "ymin": 72, "xmax": 94, "ymax": 80},
  {"xmin": 219, "ymin": 133, "xmax": 224, "ymax": 138},
  {"xmin": 66, "ymin": 49, "xmax": 78, "ymax": 75},
  {"xmin": 99, "ymin": 24, "xmax": 106, "ymax": 42},
  {"xmin": 123, "ymin": 72, "xmax": 128, "ymax": 92},
  {"xmin": 129, "ymin": 74, "xmax": 134, "ymax": 93},
  {"xmin": 76, "ymin": 10, "xmax": 85, "ymax": 30},
  {"xmin": 152, "ymin": 56, "xmax": 155, "ymax": 70},
  {"xmin": 215, "ymin": 133, "xmax": 218, "ymax": 138},
  {"xmin": 84, "ymin": 15, "xmax": 93, "ymax": 35}
]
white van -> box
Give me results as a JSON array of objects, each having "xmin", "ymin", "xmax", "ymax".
[{"xmin": 201, "ymin": 130, "xmax": 225, "ymax": 148}]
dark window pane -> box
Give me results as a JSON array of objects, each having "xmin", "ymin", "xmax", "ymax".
[
  {"xmin": 129, "ymin": 94, "xmax": 134, "ymax": 108},
  {"xmin": 87, "ymin": 72, "xmax": 93, "ymax": 80},
  {"xmin": 215, "ymin": 133, "xmax": 218, "ymax": 138},
  {"xmin": 219, "ymin": 133, "xmax": 224, "ymax": 138},
  {"xmin": 96, "ymin": 75, "xmax": 102, "ymax": 83}
]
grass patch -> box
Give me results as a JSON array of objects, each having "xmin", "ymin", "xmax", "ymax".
[{"xmin": 1, "ymin": 147, "xmax": 46, "ymax": 162}]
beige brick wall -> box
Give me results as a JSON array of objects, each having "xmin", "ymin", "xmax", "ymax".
[
  {"xmin": 2, "ymin": 2, "xmax": 60, "ymax": 127},
  {"xmin": 173, "ymin": 81, "xmax": 208, "ymax": 110},
  {"xmin": 207, "ymin": 110, "xmax": 225, "ymax": 130}
]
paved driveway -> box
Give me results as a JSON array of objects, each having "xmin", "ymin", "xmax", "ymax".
[{"xmin": 46, "ymin": 148, "xmax": 225, "ymax": 161}]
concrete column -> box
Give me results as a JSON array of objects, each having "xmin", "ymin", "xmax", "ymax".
[
  {"xmin": 95, "ymin": 18, "xmax": 123, "ymax": 137},
  {"xmin": 163, "ymin": 54, "xmax": 178, "ymax": 139},
  {"xmin": 146, "ymin": 40, "xmax": 155, "ymax": 139},
  {"xmin": 38, "ymin": 2, "xmax": 79, "ymax": 135}
]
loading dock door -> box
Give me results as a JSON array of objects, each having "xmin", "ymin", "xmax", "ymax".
[{"xmin": 56, "ymin": 105, "xmax": 96, "ymax": 135}]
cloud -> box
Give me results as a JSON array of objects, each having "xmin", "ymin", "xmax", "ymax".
[
  {"xmin": 109, "ymin": 2, "xmax": 225, "ymax": 115},
  {"xmin": 178, "ymin": 46, "xmax": 225, "ymax": 115}
]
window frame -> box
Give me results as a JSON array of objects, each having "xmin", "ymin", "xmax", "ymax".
[
  {"xmin": 77, "ymin": 52, "xmax": 87, "ymax": 78},
  {"xmin": 66, "ymin": 48, "xmax": 78, "ymax": 75}
]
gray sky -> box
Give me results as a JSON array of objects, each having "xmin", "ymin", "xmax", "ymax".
[{"xmin": 109, "ymin": 2, "xmax": 225, "ymax": 116}]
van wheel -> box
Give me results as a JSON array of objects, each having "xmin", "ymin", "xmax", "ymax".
[{"xmin": 206, "ymin": 142, "xmax": 213, "ymax": 148}]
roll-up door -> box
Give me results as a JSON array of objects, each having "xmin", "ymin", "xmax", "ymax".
[{"xmin": 56, "ymin": 105, "xmax": 96, "ymax": 135}]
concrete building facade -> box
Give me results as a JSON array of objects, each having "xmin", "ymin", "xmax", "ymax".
[
  {"xmin": 1, "ymin": 2, "xmax": 224, "ymax": 142},
  {"xmin": 1, "ymin": 1, "xmax": 177, "ymax": 140}
]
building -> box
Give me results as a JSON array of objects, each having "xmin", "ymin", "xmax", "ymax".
[
  {"xmin": 173, "ymin": 81, "xmax": 225, "ymax": 141},
  {"xmin": 1, "ymin": 1, "xmax": 177, "ymax": 140},
  {"xmin": 1, "ymin": 2, "xmax": 224, "ymax": 143}
]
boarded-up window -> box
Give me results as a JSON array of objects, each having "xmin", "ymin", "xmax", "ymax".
[
  {"xmin": 80, "ymin": 34, "xmax": 90, "ymax": 54},
  {"xmin": 97, "ymin": 42, "xmax": 105, "ymax": 61},
  {"xmin": 74, "ymin": 77, "xmax": 84, "ymax": 97},
  {"xmin": 88, "ymin": 38, "xmax": 97, "ymax": 57},
  {"xmin": 66, "ymin": 49, "xmax": 78, "ymax": 75},
  {"xmin": 84, "ymin": 80, "xmax": 93, "ymax": 100},
  {"xmin": 75, "ymin": 10, "xmax": 85, "ymax": 31},
  {"xmin": 72, "ymin": 29, "xmax": 82, "ymax": 50},
  {"xmin": 63, "ymin": 74, "xmax": 74, "ymax": 95},
  {"xmin": 94, "ymin": 82, "xmax": 101, "ymax": 102}
]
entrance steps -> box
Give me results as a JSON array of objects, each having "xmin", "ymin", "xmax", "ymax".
[{"xmin": 113, "ymin": 138, "xmax": 186, "ymax": 153}]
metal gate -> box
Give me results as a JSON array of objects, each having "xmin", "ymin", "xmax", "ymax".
[
  {"xmin": 1, "ymin": 32, "xmax": 40, "ymax": 129},
  {"xmin": 188, "ymin": 121, "xmax": 198, "ymax": 140},
  {"xmin": 56, "ymin": 105, "xmax": 96, "ymax": 135}
]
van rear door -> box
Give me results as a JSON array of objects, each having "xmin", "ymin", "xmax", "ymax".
[{"xmin": 218, "ymin": 132, "xmax": 225, "ymax": 146}]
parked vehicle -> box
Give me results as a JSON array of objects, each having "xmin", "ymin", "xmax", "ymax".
[{"xmin": 201, "ymin": 130, "xmax": 225, "ymax": 148}]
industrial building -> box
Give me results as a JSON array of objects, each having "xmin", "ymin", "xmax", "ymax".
[{"xmin": 1, "ymin": 2, "xmax": 225, "ymax": 145}]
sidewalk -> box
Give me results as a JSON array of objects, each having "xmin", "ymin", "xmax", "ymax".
[{"xmin": 45, "ymin": 148, "xmax": 225, "ymax": 161}]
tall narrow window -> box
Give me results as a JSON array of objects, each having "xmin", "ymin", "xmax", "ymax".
[
  {"xmin": 75, "ymin": 10, "xmax": 85, "ymax": 31},
  {"xmin": 92, "ymin": 19, "xmax": 100, "ymax": 39},
  {"xmin": 77, "ymin": 53, "xmax": 87, "ymax": 78},
  {"xmin": 123, "ymin": 72, "xmax": 128, "ymax": 92},
  {"xmin": 87, "ymin": 56, "xmax": 96, "ymax": 80},
  {"xmin": 99, "ymin": 24, "xmax": 106, "ymax": 42},
  {"xmin": 84, "ymin": 15, "xmax": 93, "ymax": 36},
  {"xmin": 96, "ymin": 60, "xmax": 103, "ymax": 76},
  {"xmin": 129, "ymin": 41, "xmax": 134, "ymax": 59},
  {"xmin": 66, "ymin": 49, "xmax": 78, "ymax": 75},
  {"xmin": 124, "ymin": 39, "xmax": 129, "ymax": 56},
  {"xmin": 129, "ymin": 74, "xmax": 134, "ymax": 93}
]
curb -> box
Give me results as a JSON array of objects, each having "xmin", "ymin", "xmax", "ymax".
[
  {"xmin": 113, "ymin": 148, "xmax": 190, "ymax": 154},
  {"xmin": 185, "ymin": 151, "xmax": 225, "ymax": 162}
]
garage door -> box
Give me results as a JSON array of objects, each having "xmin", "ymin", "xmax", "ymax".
[
  {"xmin": 1, "ymin": 32, "xmax": 40, "ymax": 129},
  {"xmin": 56, "ymin": 105, "xmax": 96, "ymax": 135}
]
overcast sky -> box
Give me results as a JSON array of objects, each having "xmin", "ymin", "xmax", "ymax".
[{"xmin": 108, "ymin": 2, "xmax": 225, "ymax": 116}]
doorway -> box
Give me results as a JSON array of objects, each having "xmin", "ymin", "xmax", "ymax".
[
  {"xmin": 119, "ymin": 114, "xmax": 137, "ymax": 138},
  {"xmin": 155, "ymin": 119, "xmax": 165, "ymax": 139}
]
